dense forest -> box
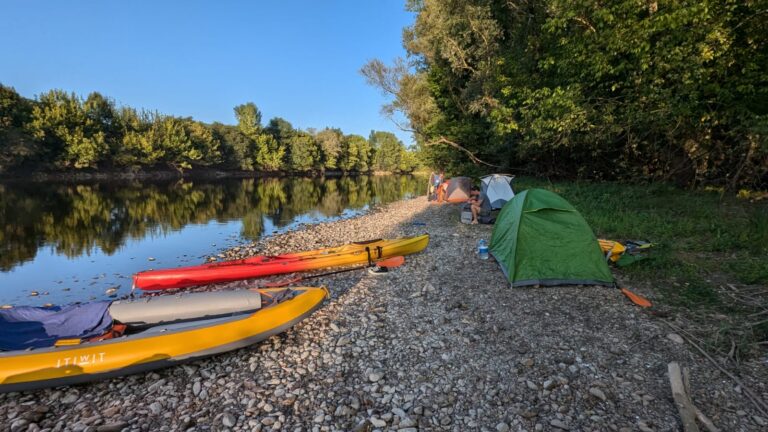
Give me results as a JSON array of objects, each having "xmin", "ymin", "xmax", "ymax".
[
  {"xmin": 363, "ymin": 0, "xmax": 767, "ymax": 189},
  {"xmin": 0, "ymin": 85, "xmax": 420, "ymax": 175}
]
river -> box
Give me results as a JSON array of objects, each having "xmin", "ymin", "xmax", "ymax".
[{"xmin": 0, "ymin": 175, "xmax": 426, "ymax": 306}]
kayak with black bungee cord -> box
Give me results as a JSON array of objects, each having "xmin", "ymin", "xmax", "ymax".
[{"xmin": 132, "ymin": 234, "xmax": 430, "ymax": 291}]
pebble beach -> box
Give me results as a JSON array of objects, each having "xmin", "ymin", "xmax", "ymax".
[{"xmin": 1, "ymin": 196, "xmax": 766, "ymax": 432}]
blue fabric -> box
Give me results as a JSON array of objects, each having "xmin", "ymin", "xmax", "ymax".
[{"xmin": 0, "ymin": 301, "xmax": 113, "ymax": 350}]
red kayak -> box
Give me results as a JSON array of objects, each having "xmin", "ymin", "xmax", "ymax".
[{"xmin": 133, "ymin": 235, "xmax": 429, "ymax": 291}]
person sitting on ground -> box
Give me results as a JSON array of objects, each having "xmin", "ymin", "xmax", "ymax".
[{"xmin": 468, "ymin": 186, "xmax": 486, "ymax": 224}]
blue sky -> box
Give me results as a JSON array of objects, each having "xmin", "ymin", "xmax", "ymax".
[{"xmin": 0, "ymin": 1, "xmax": 414, "ymax": 144}]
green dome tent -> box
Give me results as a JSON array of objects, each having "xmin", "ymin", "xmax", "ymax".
[{"xmin": 490, "ymin": 189, "xmax": 614, "ymax": 287}]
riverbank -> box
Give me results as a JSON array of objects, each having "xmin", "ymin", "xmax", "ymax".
[
  {"xmin": 1, "ymin": 196, "xmax": 766, "ymax": 431},
  {"xmin": 0, "ymin": 168, "xmax": 421, "ymax": 182}
]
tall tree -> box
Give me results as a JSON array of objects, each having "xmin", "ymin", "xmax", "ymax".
[
  {"xmin": 316, "ymin": 128, "xmax": 343, "ymax": 169},
  {"xmin": 233, "ymin": 102, "xmax": 262, "ymax": 138}
]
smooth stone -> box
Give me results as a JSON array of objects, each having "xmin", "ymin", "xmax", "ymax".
[
  {"xmin": 61, "ymin": 392, "xmax": 80, "ymax": 404},
  {"xmin": 369, "ymin": 417, "xmax": 387, "ymax": 428},
  {"xmin": 369, "ymin": 371, "xmax": 384, "ymax": 382},
  {"xmin": 589, "ymin": 387, "xmax": 607, "ymax": 402},
  {"xmin": 222, "ymin": 413, "xmax": 236, "ymax": 427},
  {"xmin": 667, "ymin": 333, "xmax": 685, "ymax": 344}
]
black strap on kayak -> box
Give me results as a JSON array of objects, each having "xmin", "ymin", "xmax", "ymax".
[
  {"xmin": 376, "ymin": 246, "xmax": 383, "ymax": 259},
  {"xmin": 365, "ymin": 247, "xmax": 373, "ymax": 266}
]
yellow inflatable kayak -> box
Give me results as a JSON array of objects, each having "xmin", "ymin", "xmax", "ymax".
[
  {"xmin": 134, "ymin": 234, "xmax": 430, "ymax": 291},
  {"xmin": 0, "ymin": 287, "xmax": 327, "ymax": 393}
]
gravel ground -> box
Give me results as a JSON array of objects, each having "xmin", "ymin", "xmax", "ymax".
[{"xmin": 1, "ymin": 196, "xmax": 767, "ymax": 432}]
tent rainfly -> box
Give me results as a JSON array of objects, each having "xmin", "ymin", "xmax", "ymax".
[
  {"xmin": 489, "ymin": 189, "xmax": 614, "ymax": 287},
  {"xmin": 480, "ymin": 174, "xmax": 515, "ymax": 210},
  {"xmin": 442, "ymin": 177, "xmax": 472, "ymax": 203}
]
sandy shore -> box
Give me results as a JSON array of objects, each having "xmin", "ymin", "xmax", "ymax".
[{"xmin": 1, "ymin": 196, "xmax": 766, "ymax": 431}]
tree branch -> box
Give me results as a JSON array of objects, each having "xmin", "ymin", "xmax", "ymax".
[{"xmin": 425, "ymin": 136, "xmax": 502, "ymax": 168}]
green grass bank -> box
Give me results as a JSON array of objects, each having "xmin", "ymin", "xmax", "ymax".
[{"xmin": 513, "ymin": 178, "xmax": 768, "ymax": 356}]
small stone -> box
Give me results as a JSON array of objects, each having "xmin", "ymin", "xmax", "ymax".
[
  {"xmin": 543, "ymin": 379, "xmax": 556, "ymax": 390},
  {"xmin": 496, "ymin": 422, "xmax": 510, "ymax": 432},
  {"xmin": 753, "ymin": 415, "xmax": 767, "ymax": 426},
  {"xmin": 149, "ymin": 402, "xmax": 162, "ymax": 415},
  {"xmin": 369, "ymin": 417, "xmax": 387, "ymax": 428},
  {"xmin": 667, "ymin": 333, "xmax": 685, "ymax": 344},
  {"xmin": 61, "ymin": 391, "xmax": 79, "ymax": 404},
  {"xmin": 330, "ymin": 323, "xmax": 340, "ymax": 332},
  {"xmin": 261, "ymin": 417, "xmax": 276, "ymax": 426},
  {"xmin": 96, "ymin": 423, "xmax": 128, "ymax": 432},
  {"xmin": 589, "ymin": 387, "xmax": 607, "ymax": 401},
  {"xmin": 369, "ymin": 370, "xmax": 384, "ymax": 382},
  {"xmin": 550, "ymin": 419, "xmax": 570, "ymax": 430},
  {"xmin": 192, "ymin": 381, "xmax": 201, "ymax": 396},
  {"xmin": 637, "ymin": 421, "xmax": 654, "ymax": 432},
  {"xmin": 351, "ymin": 420, "xmax": 373, "ymax": 432},
  {"xmin": 222, "ymin": 413, "xmax": 236, "ymax": 427},
  {"xmin": 526, "ymin": 380, "xmax": 538, "ymax": 390},
  {"xmin": 313, "ymin": 413, "xmax": 325, "ymax": 424}
]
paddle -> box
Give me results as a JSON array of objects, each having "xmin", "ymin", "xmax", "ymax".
[
  {"xmin": 618, "ymin": 286, "xmax": 652, "ymax": 308},
  {"xmin": 263, "ymin": 256, "xmax": 406, "ymax": 288}
]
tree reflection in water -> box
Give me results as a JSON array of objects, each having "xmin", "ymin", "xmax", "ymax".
[{"xmin": 0, "ymin": 175, "xmax": 426, "ymax": 271}]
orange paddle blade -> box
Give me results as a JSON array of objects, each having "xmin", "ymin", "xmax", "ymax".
[
  {"xmin": 620, "ymin": 287, "xmax": 652, "ymax": 308},
  {"xmin": 376, "ymin": 256, "xmax": 405, "ymax": 268}
]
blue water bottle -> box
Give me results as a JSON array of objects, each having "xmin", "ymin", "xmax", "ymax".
[{"xmin": 478, "ymin": 239, "xmax": 489, "ymax": 260}]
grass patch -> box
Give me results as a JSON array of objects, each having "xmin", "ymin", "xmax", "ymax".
[{"xmin": 512, "ymin": 177, "xmax": 768, "ymax": 353}]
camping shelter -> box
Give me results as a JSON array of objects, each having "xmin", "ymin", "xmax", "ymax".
[
  {"xmin": 480, "ymin": 174, "xmax": 515, "ymax": 210},
  {"xmin": 489, "ymin": 189, "xmax": 614, "ymax": 287},
  {"xmin": 442, "ymin": 177, "xmax": 471, "ymax": 203}
]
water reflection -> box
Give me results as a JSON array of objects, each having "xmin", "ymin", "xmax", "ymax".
[{"xmin": 0, "ymin": 175, "xmax": 425, "ymax": 305}]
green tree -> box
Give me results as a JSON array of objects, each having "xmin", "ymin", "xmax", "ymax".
[
  {"xmin": 233, "ymin": 102, "xmax": 262, "ymax": 138},
  {"xmin": 0, "ymin": 84, "xmax": 39, "ymax": 171},
  {"xmin": 288, "ymin": 131, "xmax": 321, "ymax": 171},
  {"xmin": 211, "ymin": 122, "xmax": 255, "ymax": 170},
  {"xmin": 255, "ymin": 133, "xmax": 285, "ymax": 171},
  {"xmin": 29, "ymin": 90, "xmax": 108, "ymax": 168},
  {"xmin": 316, "ymin": 128, "xmax": 343, "ymax": 169},
  {"xmin": 370, "ymin": 131, "xmax": 403, "ymax": 172},
  {"xmin": 364, "ymin": 0, "xmax": 768, "ymax": 187}
]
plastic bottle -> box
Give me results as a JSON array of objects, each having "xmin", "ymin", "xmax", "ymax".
[{"xmin": 478, "ymin": 239, "xmax": 489, "ymax": 260}]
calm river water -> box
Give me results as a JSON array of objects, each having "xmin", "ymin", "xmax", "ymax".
[{"xmin": 0, "ymin": 175, "xmax": 426, "ymax": 306}]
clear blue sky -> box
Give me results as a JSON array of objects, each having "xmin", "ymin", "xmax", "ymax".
[{"xmin": 0, "ymin": 1, "xmax": 414, "ymax": 144}]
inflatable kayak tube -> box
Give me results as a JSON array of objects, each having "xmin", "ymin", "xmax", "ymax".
[
  {"xmin": 134, "ymin": 234, "xmax": 429, "ymax": 291},
  {"xmin": 0, "ymin": 287, "xmax": 327, "ymax": 393}
]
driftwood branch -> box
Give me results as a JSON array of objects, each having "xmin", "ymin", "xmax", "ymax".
[
  {"xmin": 425, "ymin": 136, "xmax": 502, "ymax": 168},
  {"xmin": 663, "ymin": 319, "xmax": 768, "ymax": 417},
  {"xmin": 669, "ymin": 362, "xmax": 700, "ymax": 432},
  {"xmin": 682, "ymin": 366, "xmax": 721, "ymax": 432}
]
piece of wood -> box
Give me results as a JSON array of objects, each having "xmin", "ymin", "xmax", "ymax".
[
  {"xmin": 683, "ymin": 367, "xmax": 721, "ymax": 432},
  {"xmin": 668, "ymin": 362, "xmax": 700, "ymax": 432},
  {"xmin": 662, "ymin": 319, "xmax": 768, "ymax": 417}
]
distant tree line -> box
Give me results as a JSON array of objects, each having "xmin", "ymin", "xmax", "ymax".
[
  {"xmin": 0, "ymin": 85, "xmax": 421, "ymax": 174},
  {"xmin": 363, "ymin": 0, "xmax": 767, "ymax": 189}
]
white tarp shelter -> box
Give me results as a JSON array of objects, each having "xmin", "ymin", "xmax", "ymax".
[{"xmin": 480, "ymin": 174, "xmax": 515, "ymax": 210}]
